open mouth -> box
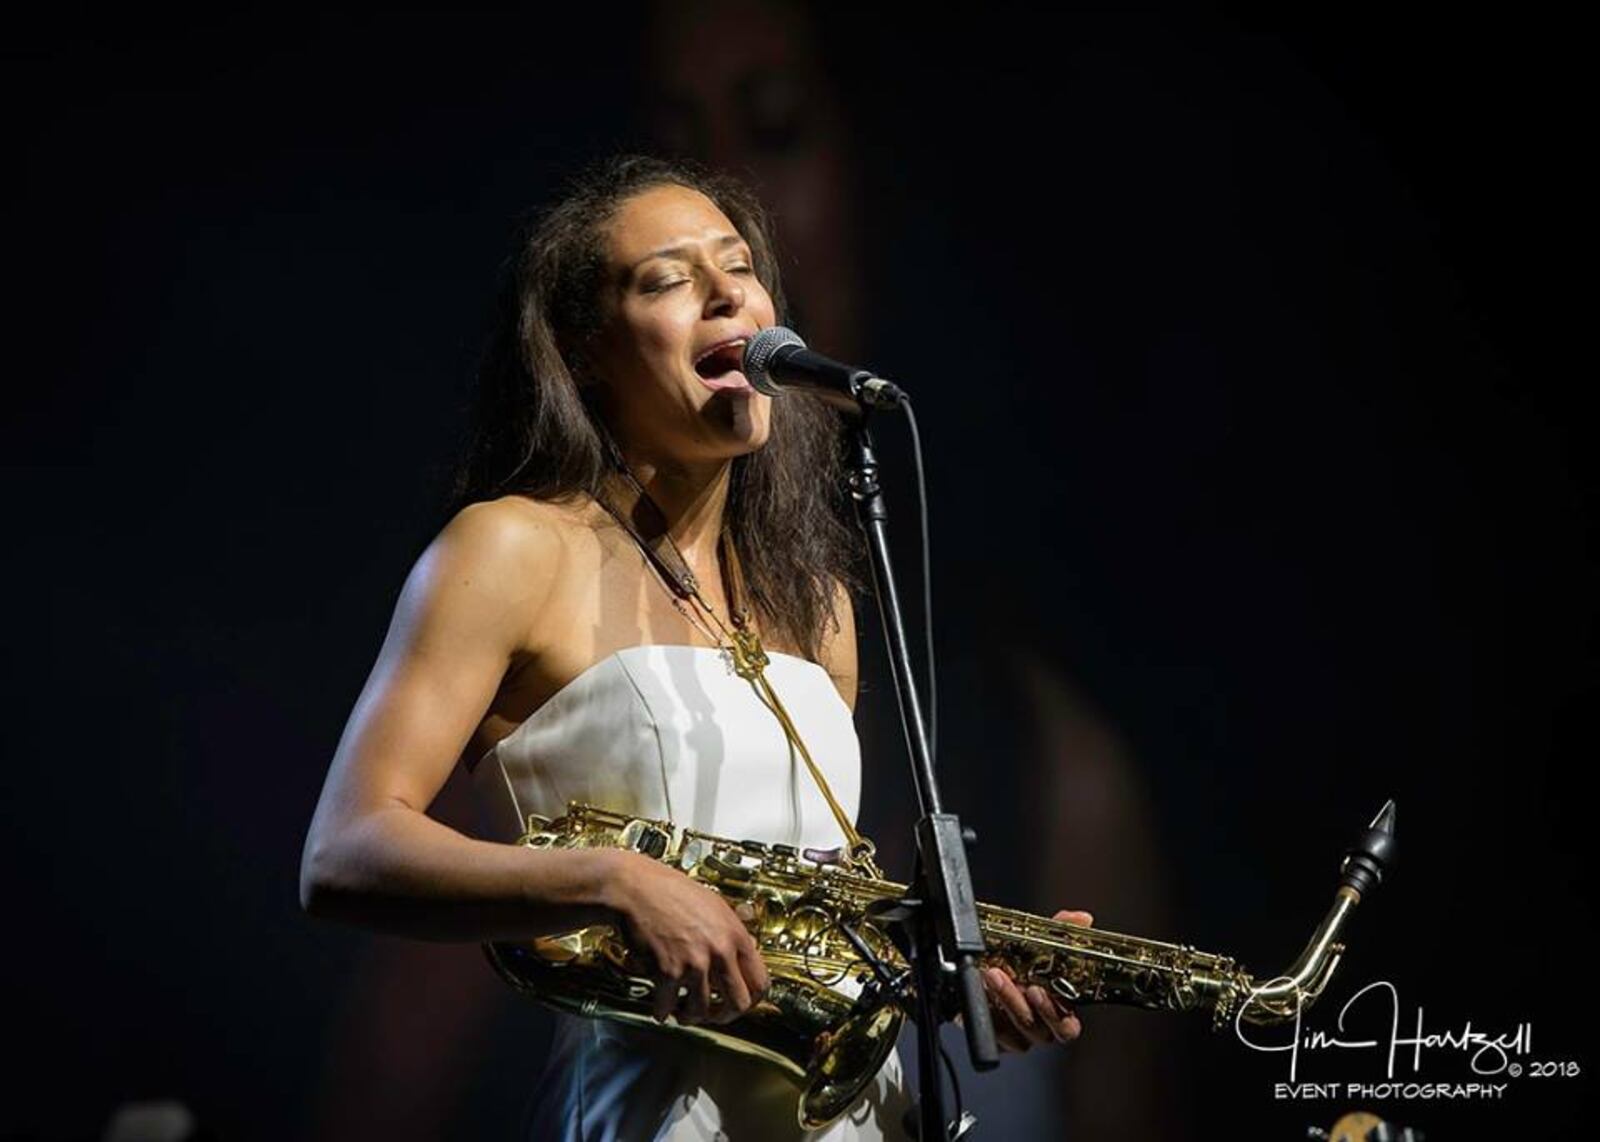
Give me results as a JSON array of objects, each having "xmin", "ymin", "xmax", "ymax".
[{"xmin": 692, "ymin": 339, "xmax": 751, "ymax": 391}]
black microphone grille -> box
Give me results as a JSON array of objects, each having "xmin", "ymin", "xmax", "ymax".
[{"xmin": 743, "ymin": 325, "xmax": 806, "ymax": 393}]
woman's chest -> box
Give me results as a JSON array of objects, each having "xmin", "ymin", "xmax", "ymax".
[
  {"xmin": 470, "ymin": 645, "xmax": 864, "ymax": 849},
  {"xmin": 472, "ymin": 546, "xmax": 798, "ymax": 761}
]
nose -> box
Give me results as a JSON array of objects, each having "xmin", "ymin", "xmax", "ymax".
[{"xmin": 703, "ymin": 265, "xmax": 746, "ymax": 317}]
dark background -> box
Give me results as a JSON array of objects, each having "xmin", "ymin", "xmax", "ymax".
[{"xmin": 5, "ymin": 7, "xmax": 1592, "ymax": 1140}]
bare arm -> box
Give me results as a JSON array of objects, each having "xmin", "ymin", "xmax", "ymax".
[{"xmin": 299, "ymin": 500, "xmax": 627, "ymax": 942}]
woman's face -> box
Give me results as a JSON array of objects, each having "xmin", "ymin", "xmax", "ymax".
[{"xmin": 585, "ymin": 183, "xmax": 776, "ymax": 465}]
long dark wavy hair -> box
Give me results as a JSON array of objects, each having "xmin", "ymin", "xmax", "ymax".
[{"xmin": 448, "ymin": 153, "xmax": 862, "ymax": 661}]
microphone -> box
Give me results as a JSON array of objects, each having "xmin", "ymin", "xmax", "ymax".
[{"xmin": 741, "ymin": 326, "xmax": 906, "ymax": 413}]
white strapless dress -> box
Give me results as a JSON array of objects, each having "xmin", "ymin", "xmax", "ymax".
[{"xmin": 466, "ymin": 644, "xmax": 913, "ymax": 1141}]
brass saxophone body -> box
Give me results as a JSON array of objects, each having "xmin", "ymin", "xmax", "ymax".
[{"xmin": 484, "ymin": 801, "xmax": 1396, "ymax": 1131}]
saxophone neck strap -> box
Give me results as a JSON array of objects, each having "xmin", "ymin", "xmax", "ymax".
[{"xmin": 594, "ymin": 464, "xmax": 752, "ymax": 628}]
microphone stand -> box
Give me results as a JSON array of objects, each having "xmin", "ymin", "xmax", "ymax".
[{"xmin": 844, "ymin": 408, "xmax": 998, "ymax": 1141}]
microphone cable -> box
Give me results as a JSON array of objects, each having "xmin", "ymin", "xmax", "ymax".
[{"xmin": 902, "ymin": 398, "xmax": 936, "ymax": 767}]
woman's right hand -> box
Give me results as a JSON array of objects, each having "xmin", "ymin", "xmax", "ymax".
[{"xmin": 607, "ymin": 850, "xmax": 771, "ymax": 1027}]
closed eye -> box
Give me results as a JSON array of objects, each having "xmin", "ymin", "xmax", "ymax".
[{"xmin": 646, "ymin": 265, "xmax": 752, "ymax": 293}]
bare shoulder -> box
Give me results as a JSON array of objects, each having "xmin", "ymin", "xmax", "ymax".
[
  {"xmin": 816, "ymin": 576, "xmax": 859, "ymax": 713},
  {"xmin": 410, "ymin": 495, "xmax": 599, "ymax": 645},
  {"xmin": 446, "ymin": 492, "xmax": 596, "ymax": 543},
  {"xmin": 432, "ymin": 495, "xmax": 574, "ymax": 587}
]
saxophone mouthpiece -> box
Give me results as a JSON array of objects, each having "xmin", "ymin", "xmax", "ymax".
[
  {"xmin": 1338, "ymin": 799, "xmax": 1398, "ymax": 899},
  {"xmin": 1237, "ymin": 799, "xmax": 1399, "ymax": 1023}
]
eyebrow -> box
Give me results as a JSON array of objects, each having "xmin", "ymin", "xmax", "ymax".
[{"xmin": 628, "ymin": 233, "xmax": 750, "ymax": 273}]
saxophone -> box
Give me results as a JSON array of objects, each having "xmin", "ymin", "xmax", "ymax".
[{"xmin": 484, "ymin": 800, "xmax": 1396, "ymax": 1131}]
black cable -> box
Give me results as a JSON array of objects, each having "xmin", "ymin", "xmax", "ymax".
[
  {"xmin": 901, "ymin": 1032, "xmax": 969, "ymax": 1141},
  {"xmin": 901, "ymin": 399, "xmax": 936, "ymax": 765},
  {"xmin": 937, "ymin": 1036, "xmax": 965, "ymax": 1131}
]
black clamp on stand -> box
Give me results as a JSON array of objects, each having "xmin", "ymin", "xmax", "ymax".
[{"xmin": 844, "ymin": 406, "xmax": 998, "ymax": 1141}]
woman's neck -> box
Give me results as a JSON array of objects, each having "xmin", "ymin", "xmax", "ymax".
[{"xmin": 614, "ymin": 447, "xmax": 732, "ymax": 567}]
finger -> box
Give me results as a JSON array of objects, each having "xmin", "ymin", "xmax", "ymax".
[
  {"xmin": 1030, "ymin": 983, "xmax": 1083, "ymax": 1043},
  {"xmin": 980, "ymin": 971, "xmax": 1030, "ymax": 1053},
  {"xmin": 1022, "ymin": 984, "xmax": 1062, "ymax": 1042},
  {"xmin": 737, "ymin": 936, "xmax": 771, "ymax": 1001},
  {"xmin": 652, "ymin": 974, "xmax": 678, "ymax": 1022},
  {"xmin": 681, "ymin": 965, "xmax": 712, "ymax": 1025},
  {"xmin": 987, "ymin": 968, "xmax": 1050, "ymax": 1046},
  {"xmin": 1059, "ymin": 1010, "xmax": 1083, "ymax": 1041},
  {"xmin": 1006, "ymin": 979, "xmax": 1055, "ymax": 1046},
  {"xmin": 1052, "ymin": 909, "xmax": 1095, "ymax": 928},
  {"xmin": 713, "ymin": 958, "xmax": 753, "ymax": 1023},
  {"xmin": 1026, "ymin": 985, "xmax": 1075, "ymax": 1042},
  {"xmin": 1049, "ymin": 1002, "xmax": 1083, "ymax": 1042},
  {"xmin": 994, "ymin": 1023, "xmax": 1031, "ymax": 1053},
  {"xmin": 993, "ymin": 980, "xmax": 1045, "ymax": 1051}
]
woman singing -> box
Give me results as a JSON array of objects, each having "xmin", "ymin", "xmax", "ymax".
[{"xmin": 299, "ymin": 153, "xmax": 1089, "ymax": 1140}]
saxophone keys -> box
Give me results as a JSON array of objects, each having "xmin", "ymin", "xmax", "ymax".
[{"xmin": 1049, "ymin": 977, "xmax": 1082, "ymax": 1003}]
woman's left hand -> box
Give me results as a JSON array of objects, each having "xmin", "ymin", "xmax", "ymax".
[{"xmin": 982, "ymin": 909, "xmax": 1093, "ymax": 1053}]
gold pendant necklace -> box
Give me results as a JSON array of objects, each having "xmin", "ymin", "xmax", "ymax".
[
  {"xmin": 672, "ymin": 585, "xmax": 769, "ymax": 679},
  {"xmin": 667, "ymin": 593, "xmax": 744, "ymax": 671}
]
